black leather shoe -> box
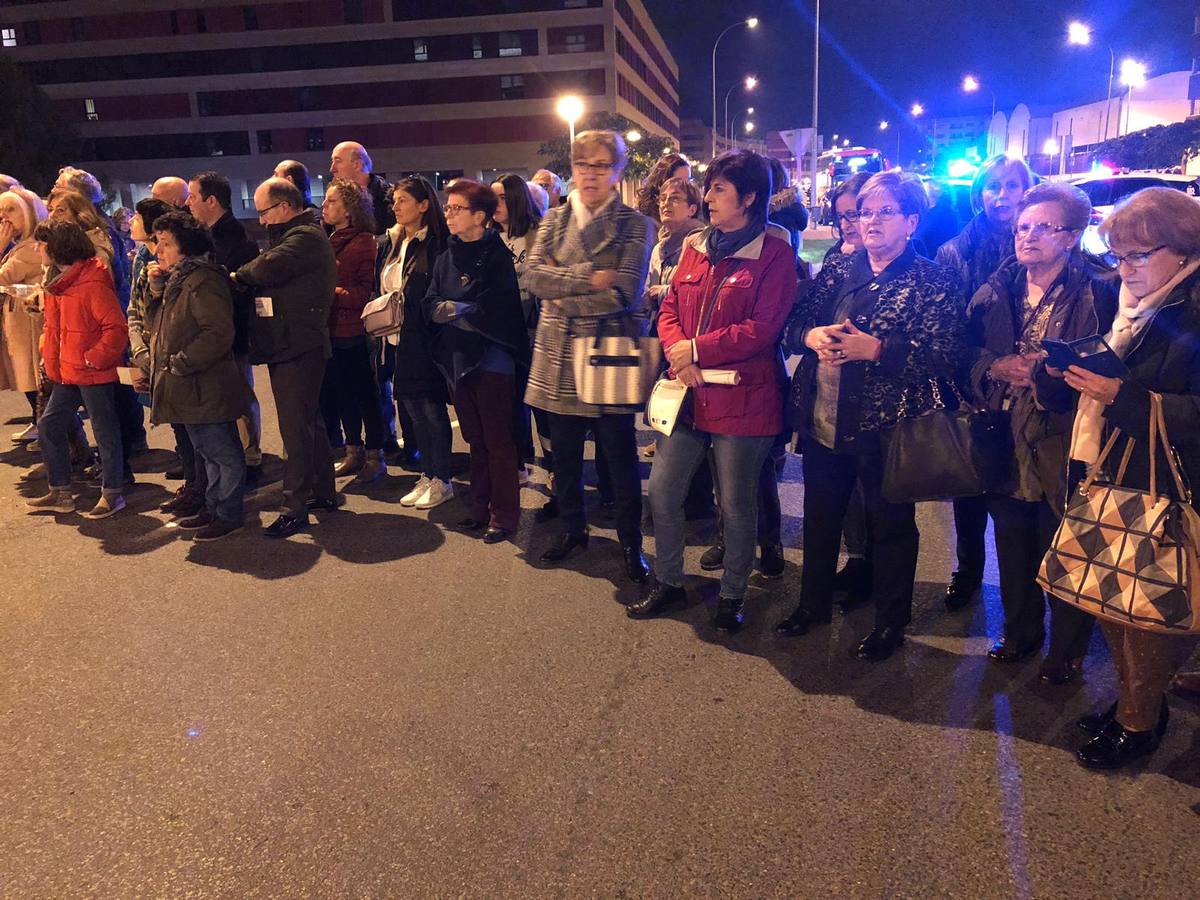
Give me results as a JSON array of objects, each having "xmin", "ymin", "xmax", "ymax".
[
  {"xmin": 774, "ymin": 605, "xmax": 832, "ymax": 636},
  {"xmin": 712, "ymin": 596, "xmax": 745, "ymax": 632},
  {"xmin": 457, "ymin": 517, "xmax": 487, "ymax": 532},
  {"xmin": 540, "ymin": 531, "xmax": 588, "ymax": 563},
  {"xmin": 757, "ymin": 543, "xmax": 785, "ymax": 579},
  {"xmin": 699, "ymin": 543, "xmax": 725, "ymax": 571},
  {"xmin": 944, "ymin": 571, "xmax": 981, "ymax": 611},
  {"xmin": 264, "ymin": 513, "xmax": 309, "ymax": 538},
  {"xmin": 305, "ymin": 496, "xmax": 339, "ymax": 512},
  {"xmin": 987, "ymin": 634, "xmax": 1043, "ymax": 662},
  {"xmin": 627, "ymin": 578, "xmax": 687, "ymax": 619},
  {"xmin": 533, "ymin": 499, "xmax": 560, "ymax": 524},
  {"xmin": 622, "ymin": 544, "xmax": 649, "ymax": 583},
  {"xmin": 1077, "ymin": 723, "xmax": 1160, "ymax": 770},
  {"xmin": 856, "ymin": 626, "xmax": 905, "ymax": 661},
  {"xmin": 482, "ymin": 526, "xmax": 510, "ymax": 544},
  {"xmin": 1077, "ymin": 701, "xmax": 1118, "ymax": 736},
  {"xmin": 1039, "ymin": 657, "xmax": 1083, "ymax": 685}
]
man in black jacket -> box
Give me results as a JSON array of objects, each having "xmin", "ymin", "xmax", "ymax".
[
  {"xmin": 187, "ymin": 171, "xmax": 265, "ymax": 490},
  {"xmin": 232, "ymin": 178, "xmax": 338, "ymax": 538}
]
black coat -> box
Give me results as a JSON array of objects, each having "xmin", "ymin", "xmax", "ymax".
[
  {"xmin": 209, "ymin": 212, "xmax": 259, "ymax": 356},
  {"xmin": 368, "ymin": 175, "xmax": 395, "ymax": 235},
  {"xmin": 375, "ymin": 226, "xmax": 448, "ymax": 401},
  {"xmin": 935, "ymin": 212, "xmax": 1014, "ymax": 302}
]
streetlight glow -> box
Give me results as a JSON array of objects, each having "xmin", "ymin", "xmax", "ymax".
[
  {"xmin": 843, "ymin": 138, "xmax": 850, "ymax": 147},
  {"xmin": 625, "ymin": 130, "xmax": 642, "ymax": 143},
  {"xmin": 1120, "ymin": 58, "xmax": 1147, "ymax": 88},
  {"xmin": 962, "ymin": 75, "xmax": 980, "ymax": 93},
  {"xmin": 879, "ymin": 120, "xmax": 889, "ymax": 131},
  {"xmin": 910, "ymin": 102, "xmax": 924, "ymax": 117},
  {"xmin": 744, "ymin": 121, "xmax": 755, "ymax": 133},
  {"xmin": 746, "ymin": 17, "xmax": 759, "ymax": 28},
  {"xmin": 1043, "ymin": 138, "xmax": 1060, "ymax": 155},
  {"xmin": 745, "ymin": 75, "xmax": 758, "ymax": 90},
  {"xmin": 555, "ymin": 94, "xmax": 584, "ymax": 143},
  {"xmin": 1067, "ymin": 21, "xmax": 1092, "ymax": 46},
  {"xmin": 747, "ymin": 107, "xmax": 755, "ymax": 115}
]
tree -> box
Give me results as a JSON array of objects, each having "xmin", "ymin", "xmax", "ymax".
[
  {"xmin": 537, "ymin": 111, "xmax": 678, "ymax": 183},
  {"xmin": 0, "ymin": 55, "xmax": 79, "ymax": 194},
  {"xmin": 1091, "ymin": 118, "xmax": 1200, "ymax": 171}
]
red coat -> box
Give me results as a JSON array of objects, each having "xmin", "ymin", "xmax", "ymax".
[
  {"xmin": 328, "ymin": 227, "xmax": 378, "ymax": 339},
  {"xmin": 658, "ymin": 227, "xmax": 798, "ymax": 436},
  {"xmin": 41, "ymin": 257, "xmax": 128, "ymax": 386}
]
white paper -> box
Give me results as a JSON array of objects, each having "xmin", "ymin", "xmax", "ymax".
[
  {"xmin": 254, "ymin": 296, "xmax": 274, "ymax": 317},
  {"xmin": 699, "ymin": 369, "xmax": 740, "ymax": 385},
  {"xmin": 116, "ymin": 366, "xmax": 135, "ymax": 386}
]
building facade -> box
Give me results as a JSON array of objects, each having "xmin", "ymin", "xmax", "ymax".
[{"xmin": 0, "ymin": 0, "xmax": 679, "ymax": 211}]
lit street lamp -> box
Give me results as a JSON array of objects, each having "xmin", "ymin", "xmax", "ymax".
[
  {"xmin": 625, "ymin": 130, "xmax": 642, "ymax": 143},
  {"xmin": 724, "ymin": 74, "xmax": 759, "ymax": 142},
  {"xmin": 555, "ymin": 95, "xmax": 584, "ymax": 144},
  {"xmin": 1066, "ymin": 20, "xmax": 1117, "ymax": 142},
  {"xmin": 910, "ymin": 102, "xmax": 924, "ymax": 118},
  {"xmin": 711, "ymin": 17, "xmax": 759, "ymax": 156},
  {"xmin": 962, "ymin": 74, "xmax": 997, "ymax": 153},
  {"xmin": 1120, "ymin": 58, "xmax": 1148, "ymax": 135}
]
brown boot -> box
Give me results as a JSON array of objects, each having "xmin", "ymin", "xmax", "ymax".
[
  {"xmin": 354, "ymin": 449, "xmax": 387, "ymax": 484},
  {"xmin": 334, "ymin": 445, "xmax": 365, "ymax": 477}
]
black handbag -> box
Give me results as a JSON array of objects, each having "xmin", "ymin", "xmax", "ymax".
[{"xmin": 881, "ymin": 380, "xmax": 1015, "ymax": 503}]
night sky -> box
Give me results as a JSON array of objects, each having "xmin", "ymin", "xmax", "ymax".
[{"xmin": 644, "ymin": 0, "xmax": 1195, "ymax": 155}]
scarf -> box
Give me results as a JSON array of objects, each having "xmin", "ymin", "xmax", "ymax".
[
  {"xmin": 706, "ymin": 220, "xmax": 762, "ymax": 265},
  {"xmin": 163, "ymin": 256, "xmax": 208, "ymax": 304},
  {"xmin": 657, "ymin": 217, "xmax": 705, "ymax": 267},
  {"xmin": 1069, "ymin": 256, "xmax": 1200, "ymax": 463}
]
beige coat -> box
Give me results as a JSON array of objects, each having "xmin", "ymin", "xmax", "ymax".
[{"xmin": 0, "ymin": 239, "xmax": 44, "ymax": 393}]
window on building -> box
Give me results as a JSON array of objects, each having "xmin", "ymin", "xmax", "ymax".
[
  {"xmin": 195, "ymin": 10, "xmax": 207, "ymax": 33},
  {"xmin": 170, "ymin": 12, "xmax": 179, "ymax": 34},
  {"xmin": 564, "ymin": 32, "xmax": 586, "ymax": 53},
  {"xmin": 413, "ymin": 38, "xmax": 428, "ymax": 62},
  {"xmin": 23, "ymin": 21, "xmax": 41, "ymax": 44},
  {"xmin": 84, "ymin": 98, "xmax": 98, "ymax": 121},
  {"xmin": 500, "ymin": 74, "xmax": 525, "ymax": 100},
  {"xmin": 564, "ymin": 0, "xmax": 589, "ymax": 6},
  {"xmin": 343, "ymin": 0, "xmax": 364, "ymax": 24},
  {"xmin": 243, "ymin": 6, "xmax": 259, "ymax": 30},
  {"xmin": 1, "ymin": 28, "xmax": 16, "ymax": 48},
  {"xmin": 297, "ymin": 86, "xmax": 319, "ymax": 111},
  {"xmin": 306, "ymin": 128, "xmax": 325, "ymax": 151},
  {"xmin": 498, "ymin": 31, "xmax": 522, "ymax": 57},
  {"xmin": 257, "ymin": 130, "xmax": 273, "ymax": 154},
  {"xmin": 70, "ymin": 18, "xmax": 85, "ymax": 40},
  {"xmin": 197, "ymin": 95, "xmax": 213, "ymax": 116},
  {"xmin": 472, "ymin": 35, "xmax": 483, "ymax": 60}
]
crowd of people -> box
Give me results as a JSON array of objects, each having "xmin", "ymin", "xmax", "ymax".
[{"xmin": 2, "ymin": 134, "xmax": 1199, "ymax": 773}]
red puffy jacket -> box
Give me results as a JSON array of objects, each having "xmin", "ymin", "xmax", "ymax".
[
  {"xmin": 328, "ymin": 227, "xmax": 378, "ymax": 339},
  {"xmin": 41, "ymin": 256, "xmax": 128, "ymax": 385},
  {"xmin": 658, "ymin": 227, "xmax": 798, "ymax": 437}
]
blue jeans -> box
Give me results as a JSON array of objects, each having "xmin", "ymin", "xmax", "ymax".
[
  {"xmin": 649, "ymin": 424, "xmax": 773, "ymax": 599},
  {"xmin": 186, "ymin": 421, "xmax": 246, "ymax": 523},
  {"xmin": 41, "ymin": 382, "xmax": 123, "ymax": 494},
  {"xmin": 402, "ymin": 397, "xmax": 452, "ymax": 481}
]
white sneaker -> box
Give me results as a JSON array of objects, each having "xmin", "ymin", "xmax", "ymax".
[
  {"xmin": 400, "ymin": 475, "xmax": 431, "ymax": 507},
  {"xmin": 415, "ymin": 478, "xmax": 453, "ymax": 510},
  {"xmin": 12, "ymin": 423, "xmax": 37, "ymax": 443},
  {"xmin": 83, "ymin": 494, "xmax": 126, "ymax": 519}
]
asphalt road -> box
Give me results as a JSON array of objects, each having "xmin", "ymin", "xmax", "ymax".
[{"xmin": 1, "ymin": 377, "xmax": 1197, "ymax": 899}]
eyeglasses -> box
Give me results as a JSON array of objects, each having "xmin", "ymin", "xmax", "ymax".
[
  {"xmin": 255, "ymin": 201, "xmax": 283, "ymax": 217},
  {"xmin": 660, "ymin": 195, "xmax": 689, "ymax": 206},
  {"xmin": 443, "ymin": 204, "xmax": 471, "ymax": 216},
  {"xmin": 856, "ymin": 206, "xmax": 901, "ymax": 222},
  {"xmin": 572, "ymin": 160, "xmax": 615, "ymax": 174},
  {"xmin": 1110, "ymin": 245, "xmax": 1167, "ymax": 268},
  {"xmin": 1016, "ymin": 222, "xmax": 1074, "ymax": 239},
  {"xmin": 838, "ymin": 211, "xmax": 862, "ymax": 224}
]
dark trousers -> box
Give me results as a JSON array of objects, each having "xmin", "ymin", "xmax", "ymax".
[
  {"xmin": 452, "ymin": 370, "xmax": 520, "ymax": 530},
  {"xmin": 172, "ymin": 422, "xmax": 207, "ymax": 494},
  {"xmin": 319, "ymin": 341, "xmax": 385, "ymax": 450},
  {"xmin": 988, "ymin": 493, "xmax": 1094, "ymax": 660},
  {"xmin": 800, "ymin": 437, "xmax": 919, "ymax": 629},
  {"xmin": 187, "ymin": 421, "xmax": 246, "ymax": 523},
  {"xmin": 549, "ymin": 411, "xmax": 642, "ymax": 548},
  {"xmin": 114, "ymin": 383, "xmax": 145, "ymax": 464},
  {"xmin": 269, "ymin": 348, "xmax": 336, "ymax": 517},
  {"xmin": 376, "ymin": 340, "xmax": 402, "ymax": 449},
  {"xmin": 401, "ymin": 397, "xmax": 453, "ymax": 481},
  {"xmin": 953, "ymin": 493, "xmax": 990, "ymax": 583}
]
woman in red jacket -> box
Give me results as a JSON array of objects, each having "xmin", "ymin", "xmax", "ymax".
[
  {"xmin": 318, "ymin": 178, "xmax": 387, "ymax": 483},
  {"xmin": 629, "ymin": 150, "xmax": 798, "ymax": 631},
  {"xmin": 26, "ymin": 221, "xmax": 129, "ymax": 518}
]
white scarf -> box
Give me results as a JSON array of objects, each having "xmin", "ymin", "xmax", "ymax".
[
  {"xmin": 569, "ymin": 190, "xmax": 615, "ymax": 232},
  {"xmin": 1070, "ymin": 257, "xmax": 1200, "ymax": 463}
]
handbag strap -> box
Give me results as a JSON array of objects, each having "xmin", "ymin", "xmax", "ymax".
[
  {"xmin": 1151, "ymin": 391, "xmax": 1193, "ymax": 503},
  {"xmin": 1079, "ymin": 428, "xmax": 1124, "ymax": 495}
]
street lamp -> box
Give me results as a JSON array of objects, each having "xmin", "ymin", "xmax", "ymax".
[
  {"xmin": 724, "ymin": 74, "xmax": 758, "ymax": 142},
  {"xmin": 555, "ymin": 95, "xmax": 584, "ymax": 144},
  {"xmin": 711, "ymin": 17, "xmax": 759, "ymax": 156},
  {"xmin": 962, "ymin": 74, "xmax": 997, "ymax": 153},
  {"xmin": 1120, "ymin": 58, "xmax": 1148, "ymax": 135},
  {"xmin": 910, "ymin": 102, "xmax": 924, "ymax": 118},
  {"xmin": 625, "ymin": 130, "xmax": 642, "ymax": 143},
  {"xmin": 1066, "ymin": 20, "xmax": 1117, "ymax": 143}
]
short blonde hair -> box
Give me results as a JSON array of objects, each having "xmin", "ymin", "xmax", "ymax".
[
  {"xmin": 858, "ymin": 171, "xmax": 929, "ymax": 221},
  {"xmin": 971, "ymin": 154, "xmax": 1035, "ymax": 214},
  {"xmin": 572, "ymin": 130, "xmax": 627, "ymax": 174},
  {"xmin": 0, "ymin": 188, "xmax": 48, "ymax": 240},
  {"xmin": 1099, "ymin": 186, "xmax": 1200, "ymax": 257}
]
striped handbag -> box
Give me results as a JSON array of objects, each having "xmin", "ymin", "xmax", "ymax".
[
  {"xmin": 1038, "ymin": 392, "xmax": 1200, "ymax": 634},
  {"xmin": 570, "ymin": 315, "xmax": 662, "ymax": 409}
]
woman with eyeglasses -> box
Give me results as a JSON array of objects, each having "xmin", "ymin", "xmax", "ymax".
[
  {"xmin": 1042, "ymin": 187, "xmax": 1200, "ymax": 770},
  {"xmin": 935, "ymin": 154, "xmax": 1036, "ymax": 614},
  {"xmin": 425, "ymin": 179, "xmax": 530, "ymax": 544},
  {"xmin": 964, "ymin": 182, "xmax": 1117, "ymax": 683},
  {"xmin": 636, "ymin": 152, "xmax": 691, "ymax": 223},
  {"xmin": 524, "ymin": 130, "xmax": 654, "ymax": 582},
  {"xmin": 777, "ymin": 171, "xmax": 966, "ymax": 661}
]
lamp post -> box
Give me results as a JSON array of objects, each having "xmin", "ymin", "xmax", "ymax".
[
  {"xmin": 962, "ymin": 75, "xmax": 997, "ymax": 154},
  {"xmin": 1066, "ymin": 21, "xmax": 1117, "ymax": 143},
  {"xmin": 1120, "ymin": 58, "xmax": 1147, "ymax": 136},
  {"xmin": 724, "ymin": 75, "xmax": 758, "ymax": 142},
  {"xmin": 555, "ymin": 95, "xmax": 584, "ymax": 144},
  {"xmin": 731, "ymin": 108, "xmax": 755, "ymax": 149},
  {"xmin": 711, "ymin": 17, "xmax": 758, "ymax": 157},
  {"xmin": 808, "ymin": 0, "xmax": 821, "ymax": 213}
]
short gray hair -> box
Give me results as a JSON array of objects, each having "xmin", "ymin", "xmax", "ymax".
[
  {"xmin": 56, "ymin": 166, "xmax": 103, "ymax": 205},
  {"xmin": 572, "ymin": 130, "xmax": 628, "ymax": 174},
  {"xmin": 1017, "ymin": 182, "xmax": 1092, "ymax": 232},
  {"xmin": 857, "ymin": 171, "xmax": 929, "ymax": 222}
]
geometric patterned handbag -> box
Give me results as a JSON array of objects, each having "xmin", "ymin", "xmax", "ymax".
[{"xmin": 1038, "ymin": 392, "xmax": 1200, "ymax": 634}]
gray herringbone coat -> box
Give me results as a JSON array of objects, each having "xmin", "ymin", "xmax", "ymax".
[{"xmin": 523, "ymin": 195, "xmax": 653, "ymax": 416}]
